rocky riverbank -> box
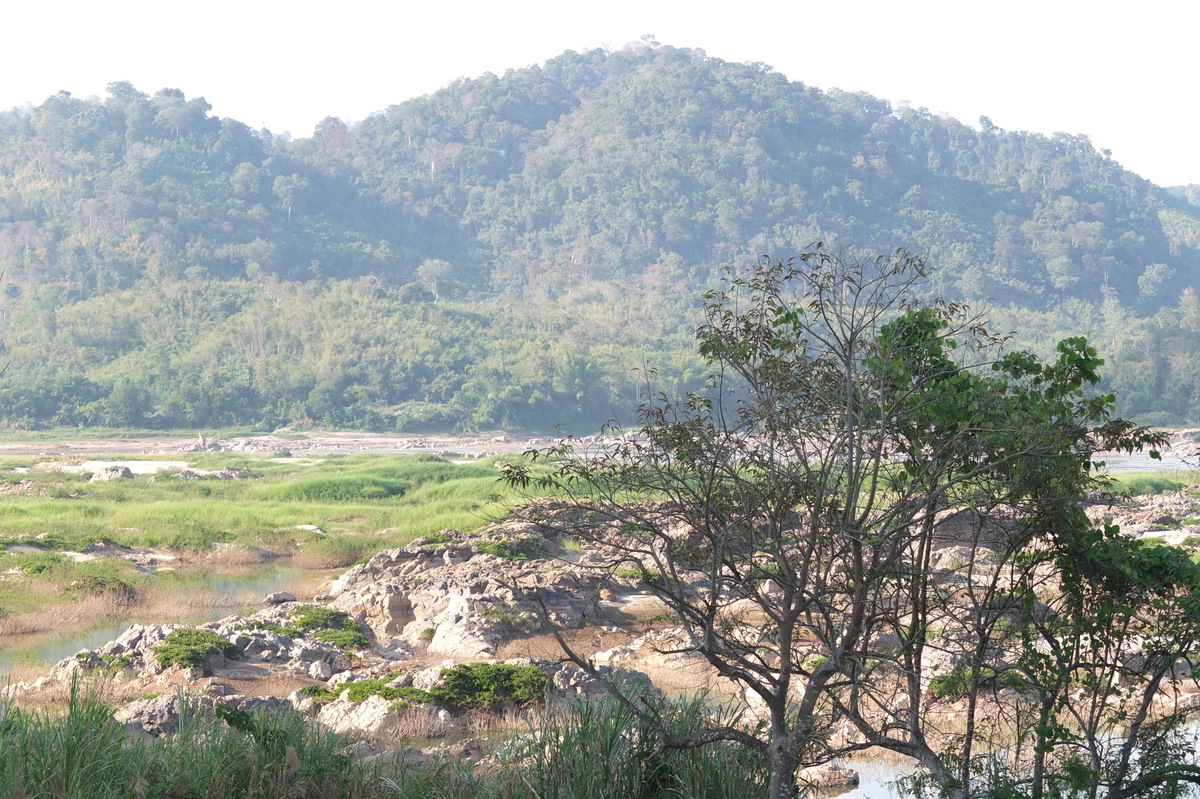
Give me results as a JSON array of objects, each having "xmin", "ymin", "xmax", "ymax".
[{"xmin": 7, "ymin": 480, "xmax": 1200, "ymax": 795}]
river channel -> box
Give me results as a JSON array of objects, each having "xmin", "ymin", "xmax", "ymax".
[{"xmin": 0, "ymin": 565, "xmax": 313, "ymax": 676}]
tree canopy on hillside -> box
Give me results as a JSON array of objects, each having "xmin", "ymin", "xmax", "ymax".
[{"xmin": 1, "ymin": 44, "xmax": 1199, "ymax": 431}]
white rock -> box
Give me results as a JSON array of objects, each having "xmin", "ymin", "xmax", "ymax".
[{"xmin": 309, "ymin": 659, "xmax": 333, "ymax": 681}]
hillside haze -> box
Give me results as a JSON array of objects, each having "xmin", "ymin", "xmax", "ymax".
[{"xmin": 1, "ymin": 43, "xmax": 1198, "ymax": 431}]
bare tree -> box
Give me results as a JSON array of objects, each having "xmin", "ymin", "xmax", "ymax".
[{"xmin": 504, "ymin": 248, "xmax": 1178, "ymax": 799}]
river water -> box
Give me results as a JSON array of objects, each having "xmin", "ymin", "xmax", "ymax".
[
  {"xmin": 1097, "ymin": 450, "xmax": 1196, "ymax": 474},
  {"xmin": 0, "ymin": 566, "xmax": 305, "ymax": 676}
]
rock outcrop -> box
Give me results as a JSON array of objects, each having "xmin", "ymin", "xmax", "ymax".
[{"xmin": 328, "ymin": 532, "xmax": 601, "ymax": 659}]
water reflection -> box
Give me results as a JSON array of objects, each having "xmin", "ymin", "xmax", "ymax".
[{"xmin": 826, "ymin": 757, "xmax": 912, "ymax": 799}]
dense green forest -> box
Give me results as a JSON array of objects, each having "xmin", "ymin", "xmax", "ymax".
[{"xmin": 1, "ymin": 43, "xmax": 1199, "ymax": 431}]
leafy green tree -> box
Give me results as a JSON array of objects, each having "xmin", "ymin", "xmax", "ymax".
[{"xmin": 504, "ymin": 248, "xmax": 1171, "ymax": 799}]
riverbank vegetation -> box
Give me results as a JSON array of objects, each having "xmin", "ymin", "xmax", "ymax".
[
  {"xmin": 0, "ymin": 681, "xmax": 767, "ymax": 799},
  {"xmin": 0, "ymin": 453, "xmax": 520, "ymax": 638}
]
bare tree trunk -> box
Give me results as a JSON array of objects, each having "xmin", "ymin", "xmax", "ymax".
[{"xmin": 767, "ymin": 744, "xmax": 798, "ymax": 799}]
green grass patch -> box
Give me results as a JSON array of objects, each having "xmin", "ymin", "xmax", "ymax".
[
  {"xmin": 0, "ymin": 453, "xmax": 544, "ymax": 623},
  {"xmin": 477, "ymin": 536, "xmax": 549, "ymax": 561},
  {"xmin": 0, "ymin": 454, "xmax": 521, "ymax": 554},
  {"xmin": 1108, "ymin": 471, "xmax": 1191, "ymax": 497}
]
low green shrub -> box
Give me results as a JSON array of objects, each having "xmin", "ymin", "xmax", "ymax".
[
  {"xmin": 296, "ymin": 684, "xmax": 337, "ymax": 702},
  {"xmin": 928, "ymin": 664, "xmax": 1027, "ymax": 700},
  {"xmin": 98, "ymin": 653, "xmax": 133, "ymax": 671},
  {"xmin": 341, "ymin": 679, "xmax": 432, "ymax": 706},
  {"xmin": 429, "ymin": 663, "xmax": 547, "ymax": 709},
  {"xmin": 314, "ymin": 626, "xmax": 370, "ymax": 650},
  {"xmin": 477, "ymin": 536, "xmax": 548, "ymax": 561},
  {"xmin": 154, "ymin": 628, "xmax": 242, "ymax": 668},
  {"xmin": 238, "ymin": 620, "xmax": 305, "ymax": 639},
  {"xmin": 290, "ymin": 605, "xmax": 350, "ymax": 631},
  {"xmin": 287, "ymin": 604, "xmax": 369, "ymax": 649}
]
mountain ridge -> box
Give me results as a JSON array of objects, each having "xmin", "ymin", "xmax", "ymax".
[{"xmin": 1, "ymin": 43, "xmax": 1197, "ymax": 430}]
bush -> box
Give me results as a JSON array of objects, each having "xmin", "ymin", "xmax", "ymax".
[
  {"xmin": 928, "ymin": 664, "xmax": 1026, "ymax": 700},
  {"xmin": 287, "ymin": 605, "xmax": 369, "ymax": 649},
  {"xmin": 429, "ymin": 663, "xmax": 547, "ymax": 709},
  {"xmin": 477, "ymin": 536, "xmax": 549, "ymax": 561},
  {"xmin": 341, "ymin": 679, "xmax": 432, "ymax": 706},
  {"xmin": 238, "ymin": 620, "xmax": 304, "ymax": 639},
  {"xmin": 154, "ymin": 628, "xmax": 242, "ymax": 668},
  {"xmin": 62, "ymin": 575, "xmax": 137, "ymax": 601},
  {"xmin": 290, "ymin": 605, "xmax": 350, "ymax": 630},
  {"xmin": 314, "ymin": 626, "xmax": 370, "ymax": 650}
]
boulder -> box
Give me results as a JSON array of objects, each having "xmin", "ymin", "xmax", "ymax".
[
  {"xmin": 115, "ymin": 694, "xmax": 198, "ymax": 736},
  {"xmin": 798, "ymin": 763, "xmax": 860, "ymax": 790},
  {"xmin": 90, "ymin": 465, "xmax": 133, "ymax": 482},
  {"xmin": 316, "ymin": 694, "xmax": 404, "ymax": 737}
]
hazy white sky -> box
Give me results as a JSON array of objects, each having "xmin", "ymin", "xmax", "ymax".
[{"xmin": 9, "ymin": 1, "xmax": 1197, "ymax": 186}]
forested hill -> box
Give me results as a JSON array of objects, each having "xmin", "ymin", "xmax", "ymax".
[{"xmin": 1, "ymin": 43, "xmax": 1199, "ymax": 432}]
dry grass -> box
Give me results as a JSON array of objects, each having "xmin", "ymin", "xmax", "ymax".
[
  {"xmin": 388, "ymin": 705, "xmax": 452, "ymax": 740},
  {"xmin": 292, "ymin": 551, "xmax": 362, "ymax": 569},
  {"xmin": 0, "ymin": 593, "xmax": 134, "ymax": 637},
  {"xmin": 464, "ymin": 705, "xmax": 528, "ymax": 738},
  {"xmin": 222, "ymin": 669, "xmax": 312, "ymax": 700},
  {"xmin": 5, "ymin": 672, "xmax": 148, "ymax": 711}
]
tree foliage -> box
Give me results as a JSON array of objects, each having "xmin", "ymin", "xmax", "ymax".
[{"xmin": 503, "ymin": 248, "xmax": 1192, "ymax": 799}]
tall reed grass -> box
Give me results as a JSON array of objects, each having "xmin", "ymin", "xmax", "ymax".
[
  {"xmin": 505, "ymin": 689, "xmax": 768, "ymax": 799},
  {"xmin": 0, "ymin": 681, "xmax": 379, "ymax": 799},
  {"xmin": 0, "ymin": 683, "xmax": 771, "ymax": 799}
]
